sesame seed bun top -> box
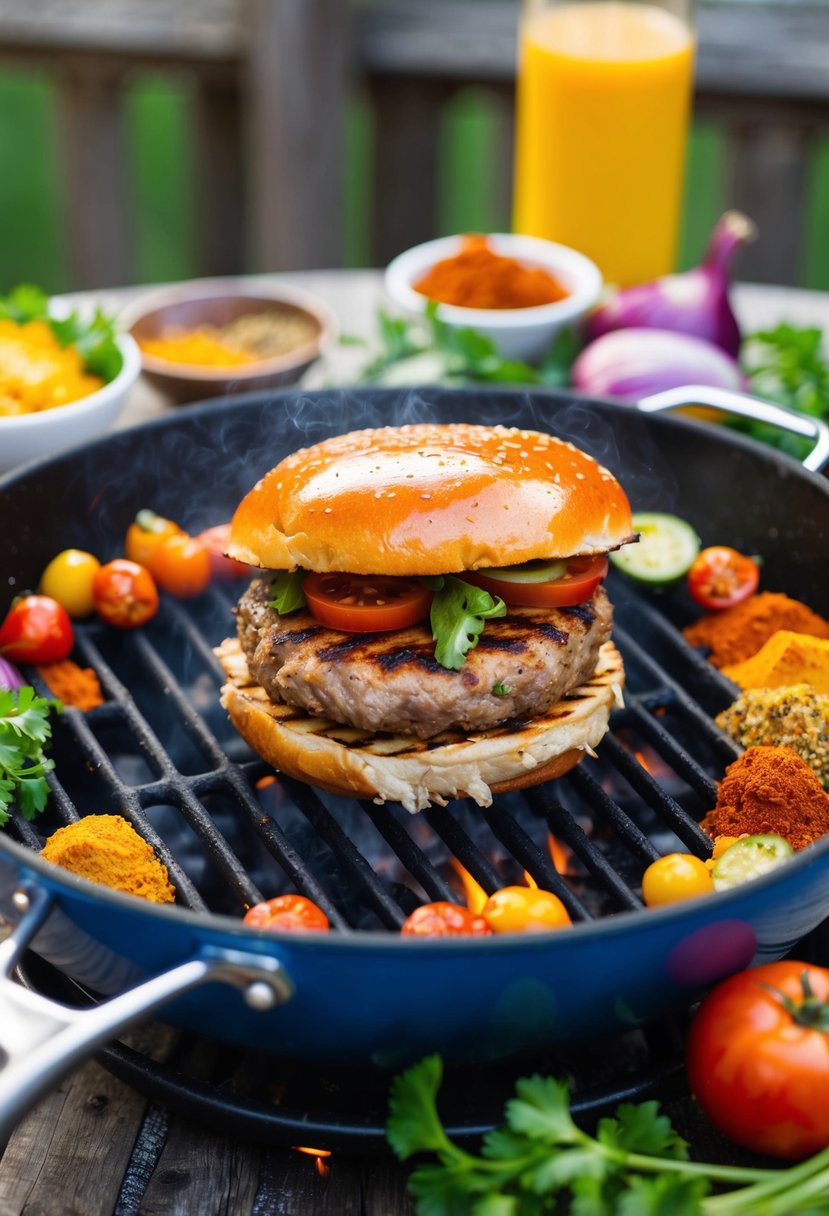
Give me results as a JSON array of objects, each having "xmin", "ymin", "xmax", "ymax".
[{"xmin": 227, "ymin": 422, "xmax": 634, "ymax": 575}]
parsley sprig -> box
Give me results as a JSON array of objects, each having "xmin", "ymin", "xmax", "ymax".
[
  {"xmin": 0, "ymin": 686, "xmax": 60, "ymax": 826},
  {"xmin": 429, "ymin": 576, "xmax": 506, "ymax": 671},
  {"xmin": 353, "ymin": 303, "xmax": 579, "ymax": 388},
  {"xmin": 0, "ymin": 283, "xmax": 123, "ymax": 383},
  {"xmin": 739, "ymin": 323, "xmax": 829, "ymax": 461},
  {"xmin": 388, "ymin": 1055, "xmax": 829, "ymax": 1215}
]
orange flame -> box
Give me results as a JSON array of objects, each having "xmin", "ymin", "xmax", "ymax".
[
  {"xmin": 547, "ymin": 832, "xmax": 571, "ymax": 875},
  {"xmin": 294, "ymin": 1146, "xmax": 332, "ymax": 1176},
  {"xmin": 450, "ymin": 858, "xmax": 488, "ymax": 912}
]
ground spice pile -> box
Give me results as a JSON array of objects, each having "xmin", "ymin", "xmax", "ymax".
[
  {"xmin": 41, "ymin": 814, "xmax": 175, "ymax": 903},
  {"xmin": 413, "ymin": 234, "xmax": 569, "ymax": 310},
  {"xmin": 683, "ymin": 592, "xmax": 829, "ymax": 669},
  {"xmin": 37, "ymin": 659, "xmax": 104, "ymax": 711},
  {"xmin": 701, "ymin": 744, "xmax": 829, "ymax": 850}
]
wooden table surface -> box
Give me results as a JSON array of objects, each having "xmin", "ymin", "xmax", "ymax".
[{"xmin": 1, "ymin": 271, "xmax": 828, "ymax": 1216}]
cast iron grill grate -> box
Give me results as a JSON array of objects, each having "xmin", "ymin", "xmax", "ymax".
[{"xmin": 8, "ymin": 571, "xmax": 740, "ymax": 933}]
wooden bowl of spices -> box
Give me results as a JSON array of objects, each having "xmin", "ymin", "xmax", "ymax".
[
  {"xmin": 125, "ymin": 281, "xmax": 337, "ymax": 404},
  {"xmin": 384, "ymin": 233, "xmax": 602, "ymax": 363}
]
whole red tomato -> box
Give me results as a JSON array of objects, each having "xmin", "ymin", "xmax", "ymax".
[
  {"xmin": 93, "ymin": 559, "xmax": 159, "ymax": 629},
  {"xmin": 686, "ymin": 961, "xmax": 829, "ymax": 1159},
  {"xmin": 688, "ymin": 546, "xmax": 760, "ymax": 611},
  {"xmin": 0, "ymin": 594, "xmax": 74, "ymax": 664},
  {"xmin": 400, "ymin": 901, "xmax": 492, "ymax": 938},
  {"xmin": 243, "ymin": 894, "xmax": 329, "ymax": 933}
]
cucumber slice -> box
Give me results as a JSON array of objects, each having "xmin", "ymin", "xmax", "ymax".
[
  {"xmin": 711, "ymin": 833, "xmax": 794, "ymax": 892},
  {"xmin": 479, "ymin": 559, "xmax": 568, "ymax": 584},
  {"xmin": 610, "ymin": 512, "xmax": 700, "ymax": 587}
]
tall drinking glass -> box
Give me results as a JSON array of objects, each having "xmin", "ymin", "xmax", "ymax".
[{"xmin": 513, "ymin": 0, "xmax": 695, "ymax": 287}]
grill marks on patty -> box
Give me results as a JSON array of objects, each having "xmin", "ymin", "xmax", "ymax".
[{"xmin": 235, "ymin": 576, "xmax": 613, "ymax": 740}]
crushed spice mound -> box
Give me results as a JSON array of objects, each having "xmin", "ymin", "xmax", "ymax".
[
  {"xmin": 40, "ymin": 814, "xmax": 175, "ymax": 903},
  {"xmin": 37, "ymin": 659, "xmax": 104, "ymax": 711},
  {"xmin": 701, "ymin": 744, "xmax": 829, "ymax": 850},
  {"xmin": 683, "ymin": 592, "xmax": 829, "ymax": 670}
]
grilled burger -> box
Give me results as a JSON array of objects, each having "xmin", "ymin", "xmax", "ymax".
[{"xmin": 217, "ymin": 422, "xmax": 635, "ymax": 813}]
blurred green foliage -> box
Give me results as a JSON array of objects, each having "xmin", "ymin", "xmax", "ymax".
[{"xmin": 0, "ymin": 71, "xmax": 826, "ymax": 293}]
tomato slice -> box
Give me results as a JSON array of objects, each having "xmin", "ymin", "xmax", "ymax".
[
  {"xmin": 302, "ymin": 573, "xmax": 433, "ymax": 632},
  {"xmin": 465, "ymin": 556, "xmax": 608, "ymax": 608},
  {"xmin": 688, "ymin": 546, "xmax": 760, "ymax": 611}
]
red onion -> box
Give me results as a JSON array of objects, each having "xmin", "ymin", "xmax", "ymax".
[
  {"xmin": 571, "ymin": 327, "xmax": 745, "ymax": 401},
  {"xmin": 585, "ymin": 211, "xmax": 756, "ymax": 357},
  {"xmin": 0, "ymin": 657, "xmax": 24, "ymax": 691}
]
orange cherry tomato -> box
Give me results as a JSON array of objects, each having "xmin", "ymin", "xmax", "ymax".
[
  {"xmin": 641, "ymin": 853, "xmax": 713, "ymax": 907},
  {"xmin": 198, "ymin": 523, "xmax": 251, "ymax": 581},
  {"xmin": 243, "ymin": 894, "xmax": 330, "ymax": 933},
  {"xmin": 0, "ymin": 595, "xmax": 74, "ymax": 664},
  {"xmin": 124, "ymin": 509, "xmax": 182, "ymax": 575},
  {"xmin": 481, "ymin": 886, "xmax": 572, "ymax": 934},
  {"xmin": 400, "ymin": 902, "xmax": 493, "ymax": 937},
  {"xmin": 303, "ymin": 572, "xmax": 433, "ymax": 633},
  {"xmin": 688, "ymin": 546, "xmax": 760, "ymax": 611},
  {"xmin": 152, "ymin": 533, "xmax": 212, "ymax": 599},
  {"xmin": 686, "ymin": 961, "xmax": 829, "ymax": 1159},
  {"xmin": 466, "ymin": 556, "xmax": 608, "ymax": 609},
  {"xmin": 93, "ymin": 559, "xmax": 159, "ymax": 629}
]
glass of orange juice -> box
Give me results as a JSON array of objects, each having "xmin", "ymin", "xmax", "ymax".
[{"xmin": 513, "ymin": 0, "xmax": 695, "ymax": 287}]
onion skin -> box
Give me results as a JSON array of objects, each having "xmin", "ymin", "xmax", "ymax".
[
  {"xmin": 0, "ymin": 658, "xmax": 24, "ymax": 691},
  {"xmin": 585, "ymin": 211, "xmax": 756, "ymax": 357},
  {"xmin": 571, "ymin": 327, "xmax": 745, "ymax": 401}
]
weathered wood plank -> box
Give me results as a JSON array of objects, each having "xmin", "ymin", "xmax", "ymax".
[
  {"xmin": 55, "ymin": 65, "xmax": 133, "ymax": 289},
  {"xmin": 193, "ymin": 77, "xmax": 247, "ymax": 275},
  {"xmin": 242, "ymin": 0, "xmax": 349, "ymax": 272}
]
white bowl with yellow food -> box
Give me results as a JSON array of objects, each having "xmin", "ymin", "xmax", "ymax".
[
  {"xmin": 124, "ymin": 279, "xmax": 337, "ymax": 404},
  {"xmin": 0, "ymin": 292, "xmax": 140, "ymax": 473}
]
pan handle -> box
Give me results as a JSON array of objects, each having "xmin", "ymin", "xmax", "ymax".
[
  {"xmin": 637, "ymin": 384, "xmax": 829, "ymax": 474},
  {"xmin": 0, "ymin": 881, "xmax": 293, "ymax": 1140}
]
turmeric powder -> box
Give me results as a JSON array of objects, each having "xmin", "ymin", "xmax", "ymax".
[
  {"xmin": 37, "ymin": 659, "xmax": 104, "ymax": 710},
  {"xmin": 722, "ymin": 631, "xmax": 829, "ymax": 694},
  {"xmin": 40, "ymin": 814, "xmax": 175, "ymax": 904},
  {"xmin": 683, "ymin": 592, "xmax": 829, "ymax": 669}
]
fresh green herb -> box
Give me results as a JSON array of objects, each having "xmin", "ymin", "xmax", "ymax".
[
  {"xmin": 492, "ymin": 682, "xmax": 512, "ymax": 696},
  {"xmin": 356, "ymin": 303, "xmax": 579, "ymax": 387},
  {"xmin": 388, "ymin": 1055, "xmax": 829, "ymax": 1216},
  {"xmin": 430, "ymin": 576, "xmax": 506, "ymax": 671},
  {"xmin": 740, "ymin": 323, "xmax": 829, "ymax": 460},
  {"xmin": 0, "ymin": 686, "xmax": 60, "ymax": 827},
  {"xmin": 267, "ymin": 571, "xmax": 307, "ymax": 616},
  {"xmin": 0, "ymin": 283, "xmax": 123, "ymax": 383}
]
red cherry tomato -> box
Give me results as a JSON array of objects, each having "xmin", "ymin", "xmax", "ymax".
[
  {"xmin": 152, "ymin": 533, "xmax": 212, "ymax": 599},
  {"xmin": 93, "ymin": 559, "xmax": 160, "ymax": 629},
  {"xmin": 466, "ymin": 556, "xmax": 608, "ymax": 608},
  {"xmin": 303, "ymin": 572, "xmax": 433, "ymax": 633},
  {"xmin": 124, "ymin": 509, "xmax": 182, "ymax": 575},
  {"xmin": 688, "ymin": 546, "xmax": 760, "ymax": 611},
  {"xmin": 243, "ymin": 894, "xmax": 330, "ymax": 933},
  {"xmin": 198, "ymin": 524, "xmax": 251, "ymax": 581},
  {"xmin": 686, "ymin": 961, "xmax": 829, "ymax": 1160},
  {"xmin": 400, "ymin": 902, "xmax": 493, "ymax": 937},
  {"xmin": 0, "ymin": 595, "xmax": 74, "ymax": 664}
]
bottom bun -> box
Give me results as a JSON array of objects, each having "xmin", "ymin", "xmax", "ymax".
[{"xmin": 217, "ymin": 638, "xmax": 625, "ymax": 814}]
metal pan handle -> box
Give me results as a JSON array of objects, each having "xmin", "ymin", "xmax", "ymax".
[
  {"xmin": 637, "ymin": 385, "xmax": 829, "ymax": 474},
  {"xmin": 0, "ymin": 881, "xmax": 293, "ymax": 1140}
]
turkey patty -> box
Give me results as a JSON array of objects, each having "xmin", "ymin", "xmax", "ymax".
[{"xmin": 234, "ymin": 577, "xmax": 613, "ymax": 740}]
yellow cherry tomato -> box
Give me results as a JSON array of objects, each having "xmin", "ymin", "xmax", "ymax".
[
  {"xmin": 641, "ymin": 853, "xmax": 713, "ymax": 907},
  {"xmin": 481, "ymin": 886, "xmax": 572, "ymax": 934},
  {"xmin": 39, "ymin": 548, "xmax": 101, "ymax": 618}
]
